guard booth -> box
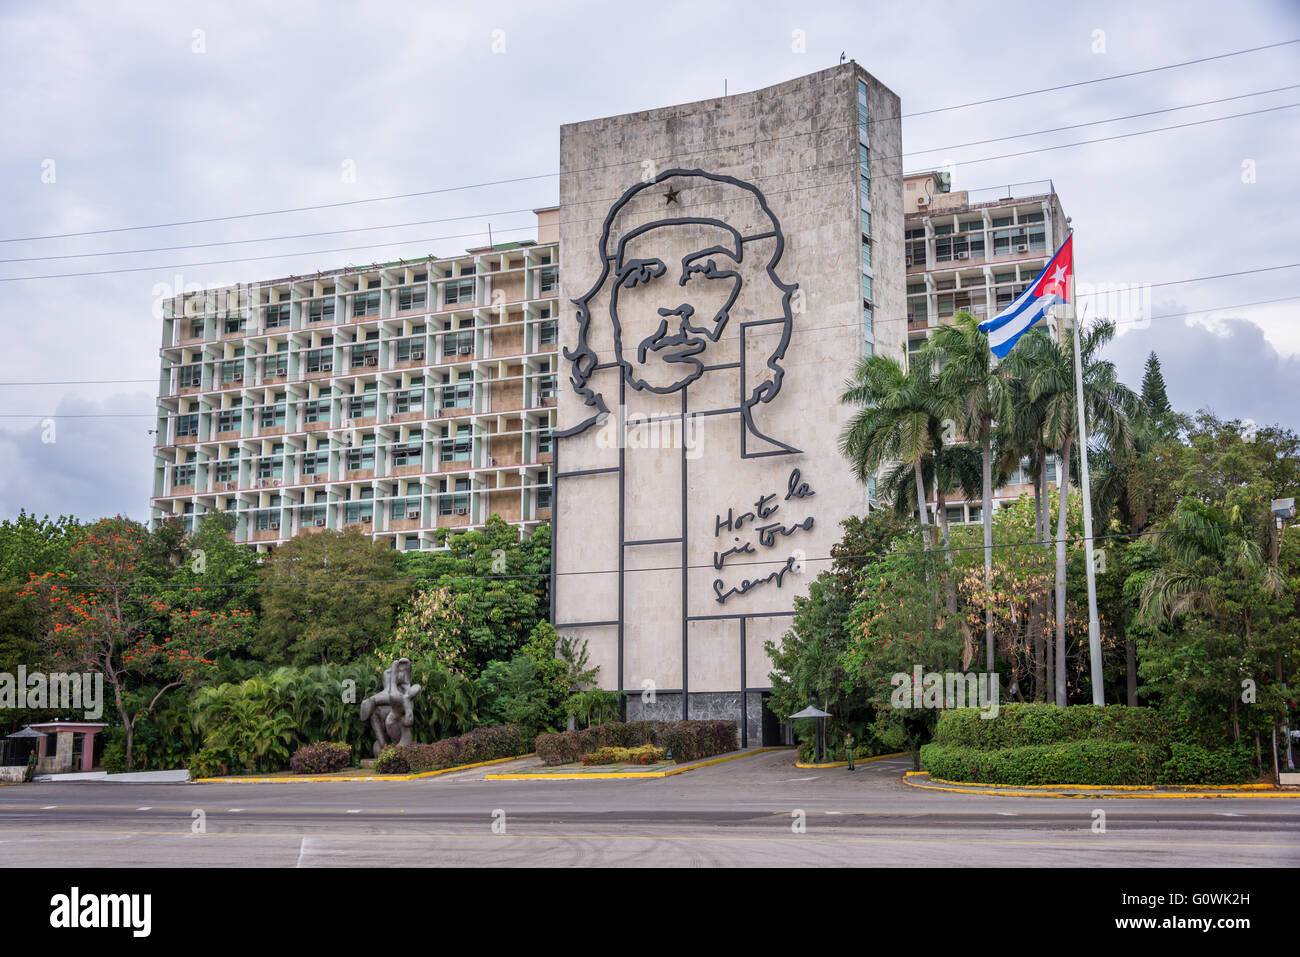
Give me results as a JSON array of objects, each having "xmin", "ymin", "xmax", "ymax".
[
  {"xmin": 1, "ymin": 726, "xmax": 45, "ymax": 782},
  {"xmin": 27, "ymin": 721, "xmax": 106, "ymax": 774}
]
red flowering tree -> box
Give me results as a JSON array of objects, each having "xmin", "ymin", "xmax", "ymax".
[{"xmin": 18, "ymin": 517, "xmax": 250, "ymax": 770}]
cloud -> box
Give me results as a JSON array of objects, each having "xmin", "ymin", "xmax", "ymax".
[
  {"xmin": 1108, "ymin": 312, "xmax": 1300, "ymax": 429},
  {"xmin": 0, "ymin": 393, "xmax": 154, "ymax": 522}
]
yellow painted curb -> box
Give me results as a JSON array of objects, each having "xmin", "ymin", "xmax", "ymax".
[
  {"xmin": 904, "ymin": 772, "xmax": 1300, "ymax": 800},
  {"xmin": 486, "ymin": 747, "xmax": 787, "ymax": 780},
  {"xmin": 794, "ymin": 751, "xmax": 905, "ymax": 769},
  {"xmin": 193, "ymin": 753, "xmax": 533, "ymax": 784}
]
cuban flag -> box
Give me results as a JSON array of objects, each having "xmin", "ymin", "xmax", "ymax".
[{"xmin": 979, "ymin": 233, "xmax": 1074, "ymax": 358}]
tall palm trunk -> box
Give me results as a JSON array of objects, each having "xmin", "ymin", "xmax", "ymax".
[
  {"xmin": 1031, "ymin": 455, "xmax": 1046, "ymax": 699},
  {"xmin": 936, "ymin": 482, "xmax": 958, "ymax": 616},
  {"xmin": 981, "ymin": 430, "xmax": 994, "ymax": 673},
  {"xmin": 1054, "ymin": 435, "xmax": 1072, "ymax": 706},
  {"xmin": 914, "ymin": 459, "xmax": 930, "ymax": 550}
]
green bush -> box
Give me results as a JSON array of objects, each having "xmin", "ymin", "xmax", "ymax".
[
  {"xmin": 187, "ymin": 748, "xmax": 232, "ymax": 780},
  {"xmin": 581, "ymin": 744, "xmax": 666, "ymax": 766},
  {"xmin": 933, "ymin": 704, "xmax": 1169, "ymax": 751},
  {"xmin": 920, "ymin": 740, "xmax": 1161, "ymax": 786},
  {"xmin": 1158, "ymin": 742, "xmax": 1254, "ymax": 785}
]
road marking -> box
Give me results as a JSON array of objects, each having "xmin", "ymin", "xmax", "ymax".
[
  {"xmin": 40, "ymin": 806, "xmax": 56, "ymax": 810},
  {"xmin": 997, "ymin": 812, "xmax": 1018, "ymax": 816},
  {"xmin": 825, "ymin": 811, "xmax": 843, "ymax": 815},
  {"xmin": 346, "ymin": 809, "xmax": 361, "ymax": 814},
  {"xmin": 136, "ymin": 807, "xmax": 152, "ymax": 811},
  {"xmin": 1217, "ymin": 812, "xmax": 1246, "ymax": 817},
  {"xmin": 783, "ymin": 777, "xmax": 819, "ymax": 782},
  {"xmin": 296, "ymin": 837, "xmax": 307, "ymax": 868},
  {"xmin": 227, "ymin": 808, "xmax": 244, "ymax": 813}
]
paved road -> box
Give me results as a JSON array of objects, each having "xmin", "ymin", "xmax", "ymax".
[{"xmin": 1, "ymin": 752, "xmax": 1296, "ymax": 866}]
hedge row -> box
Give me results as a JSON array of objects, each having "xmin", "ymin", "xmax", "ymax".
[
  {"xmin": 932, "ymin": 704, "xmax": 1169, "ymax": 750},
  {"xmin": 582, "ymin": 745, "xmax": 666, "ymax": 766},
  {"xmin": 375, "ymin": 724, "xmax": 528, "ymax": 774},
  {"xmin": 919, "ymin": 741, "xmax": 1162, "ymax": 786},
  {"xmin": 290, "ymin": 742, "xmax": 352, "ymax": 775},
  {"xmin": 920, "ymin": 740, "xmax": 1255, "ymax": 786},
  {"xmin": 535, "ymin": 720, "xmax": 737, "ymax": 766}
]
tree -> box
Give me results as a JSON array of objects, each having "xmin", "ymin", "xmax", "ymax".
[
  {"xmin": 19, "ymin": 517, "xmax": 251, "ymax": 769},
  {"xmin": 1140, "ymin": 351, "xmax": 1172, "ymax": 421},
  {"xmin": 1004, "ymin": 319, "xmax": 1135, "ymax": 704},
  {"xmin": 254, "ymin": 529, "xmax": 405, "ymax": 664},
  {"xmin": 840, "ymin": 351, "xmax": 942, "ymax": 550},
  {"xmin": 929, "ymin": 311, "xmax": 1016, "ymax": 673}
]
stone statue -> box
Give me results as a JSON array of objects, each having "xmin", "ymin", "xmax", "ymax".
[{"xmin": 360, "ymin": 658, "xmax": 422, "ymax": 757}]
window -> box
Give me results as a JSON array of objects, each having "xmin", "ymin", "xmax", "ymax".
[
  {"xmin": 396, "ymin": 337, "xmax": 425, "ymax": 362},
  {"xmin": 538, "ymin": 373, "xmax": 557, "ymax": 400},
  {"xmin": 391, "ymin": 496, "xmax": 421, "ymax": 521},
  {"xmin": 265, "ymin": 303, "xmax": 290, "ymax": 328},
  {"xmin": 261, "ymin": 394, "xmax": 286, "ymax": 429},
  {"xmin": 392, "ymin": 434, "xmax": 423, "ymax": 468},
  {"xmin": 217, "ymin": 405, "xmax": 242, "ymax": 433},
  {"xmin": 223, "ymin": 316, "xmax": 246, "ymax": 335},
  {"xmin": 398, "ymin": 287, "xmax": 427, "ymax": 311},
  {"xmin": 255, "ymin": 509, "xmax": 278, "ymax": 531},
  {"xmin": 175, "ymin": 413, "xmax": 199, "ymax": 437},
  {"xmin": 353, "ymin": 291, "xmax": 380, "ymax": 317},
  {"xmin": 444, "ymin": 279, "xmax": 474, "ymax": 305},
  {"xmin": 861, "ymin": 275, "xmax": 873, "ymax": 302},
  {"xmin": 438, "ymin": 477, "xmax": 471, "ymax": 515},
  {"xmin": 189, "ymin": 319, "xmax": 204, "ymax": 339},
  {"xmin": 905, "ymin": 228, "xmax": 926, "ymax": 267},
  {"xmin": 538, "ymin": 320, "xmax": 557, "ymax": 346},
  {"xmin": 403, "ymin": 535, "xmax": 421, "ymax": 550},
  {"xmin": 440, "ymin": 424, "xmax": 472, "ymax": 463},
  {"xmin": 308, "ymin": 299, "xmax": 334, "ymax": 323},
  {"xmin": 346, "ymin": 435, "xmax": 376, "ymax": 471},
  {"xmin": 394, "ymin": 389, "xmax": 423, "ymax": 414},
  {"xmin": 344, "ymin": 490, "xmax": 374, "ymax": 524},
  {"xmin": 178, "ymin": 364, "xmax": 201, "ymax": 389},
  {"xmin": 220, "ymin": 360, "xmax": 242, "ymax": 384},
  {"xmin": 859, "ymin": 143, "xmax": 869, "ymax": 177},
  {"xmin": 349, "ymin": 392, "xmax": 377, "ymax": 420},
  {"xmin": 306, "ymin": 348, "xmax": 332, "ymax": 373},
  {"xmin": 537, "ymin": 485, "xmax": 552, "ymax": 510},
  {"xmin": 946, "ymin": 506, "xmax": 964, "ymax": 525},
  {"xmin": 172, "ymin": 463, "xmax": 196, "ymax": 487},
  {"xmin": 300, "ymin": 505, "xmax": 327, "ymax": 526},
  {"xmin": 443, "ymin": 330, "xmax": 474, "ymax": 356},
  {"xmin": 351, "ymin": 344, "xmax": 379, "ymax": 368},
  {"xmin": 211, "ymin": 454, "xmax": 235, "ymax": 484},
  {"xmin": 537, "ymin": 429, "xmax": 552, "ymax": 455},
  {"xmin": 442, "ymin": 374, "xmax": 473, "ymax": 410},
  {"xmin": 258, "ymin": 445, "xmax": 285, "ymax": 480},
  {"xmin": 302, "ymin": 398, "xmax": 330, "ymax": 424},
  {"xmin": 860, "ymin": 242, "xmax": 871, "ymax": 271},
  {"xmin": 539, "ymin": 268, "xmax": 558, "ymax": 293},
  {"xmin": 301, "ymin": 450, "xmax": 327, "ymax": 476}
]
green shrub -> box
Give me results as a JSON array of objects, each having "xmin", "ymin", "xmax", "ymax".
[
  {"xmin": 289, "ymin": 742, "xmax": 353, "ymax": 775},
  {"xmin": 534, "ymin": 721, "xmax": 659, "ymax": 765},
  {"xmin": 657, "ymin": 721, "xmax": 737, "ymax": 764},
  {"xmin": 919, "ymin": 740, "xmax": 1162, "ymax": 786},
  {"xmin": 933, "ymin": 704, "xmax": 1169, "ymax": 751},
  {"xmin": 581, "ymin": 744, "xmax": 666, "ymax": 766},
  {"xmin": 375, "ymin": 744, "xmax": 413, "ymax": 774},
  {"xmin": 1158, "ymin": 742, "xmax": 1253, "ymax": 785},
  {"xmin": 187, "ymin": 748, "xmax": 232, "ymax": 780}
]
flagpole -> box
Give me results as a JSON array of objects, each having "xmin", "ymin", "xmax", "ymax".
[{"xmin": 1068, "ymin": 256, "xmax": 1105, "ymax": 706}]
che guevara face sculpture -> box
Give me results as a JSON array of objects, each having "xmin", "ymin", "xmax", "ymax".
[{"xmin": 556, "ymin": 169, "xmax": 800, "ymax": 456}]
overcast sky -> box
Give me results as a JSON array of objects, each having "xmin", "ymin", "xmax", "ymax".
[{"xmin": 1, "ymin": 0, "xmax": 1297, "ymax": 523}]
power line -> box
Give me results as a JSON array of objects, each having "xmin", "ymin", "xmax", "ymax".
[
  {"xmin": 899, "ymin": 38, "xmax": 1300, "ymax": 118},
  {"xmin": 4, "ymin": 38, "xmax": 1294, "ymax": 246}
]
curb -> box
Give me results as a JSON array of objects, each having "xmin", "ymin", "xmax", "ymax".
[
  {"xmin": 486, "ymin": 747, "xmax": 787, "ymax": 780},
  {"xmin": 192, "ymin": 753, "xmax": 533, "ymax": 784},
  {"xmin": 903, "ymin": 771, "xmax": 1300, "ymax": 800},
  {"xmin": 794, "ymin": 751, "xmax": 905, "ymax": 769}
]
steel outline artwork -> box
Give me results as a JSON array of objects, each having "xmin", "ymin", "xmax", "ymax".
[{"xmin": 554, "ymin": 168, "xmax": 800, "ymax": 457}]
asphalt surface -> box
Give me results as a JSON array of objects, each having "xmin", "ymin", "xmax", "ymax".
[{"xmin": 1, "ymin": 751, "xmax": 1296, "ymax": 867}]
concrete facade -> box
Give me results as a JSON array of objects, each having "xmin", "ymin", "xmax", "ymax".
[{"xmin": 553, "ymin": 65, "xmax": 902, "ymax": 744}]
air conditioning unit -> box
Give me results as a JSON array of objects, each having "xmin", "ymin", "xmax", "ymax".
[
  {"xmin": 453, "ymin": 507, "xmax": 468, "ymax": 516},
  {"xmin": 407, "ymin": 510, "xmax": 420, "ymax": 520},
  {"xmin": 1016, "ymin": 244, "xmax": 1029, "ymax": 253},
  {"xmin": 956, "ymin": 252, "xmax": 970, "ymax": 260},
  {"xmin": 410, "ymin": 349, "xmax": 425, "ymax": 360},
  {"xmin": 269, "ymin": 522, "xmax": 280, "ymax": 530},
  {"xmin": 904, "ymin": 256, "xmax": 914, "ymax": 267},
  {"xmin": 457, "ymin": 346, "xmax": 472, "ymax": 356},
  {"xmin": 361, "ymin": 515, "xmax": 372, "ymax": 523},
  {"xmin": 232, "ymin": 373, "xmax": 243, "ymax": 382},
  {"xmin": 916, "ymin": 195, "xmax": 930, "ymax": 206},
  {"xmin": 314, "ymin": 518, "xmax": 326, "ymax": 527},
  {"xmin": 364, "ymin": 356, "xmax": 377, "ymax": 366},
  {"xmin": 320, "ymin": 363, "xmax": 333, "ymax": 371}
]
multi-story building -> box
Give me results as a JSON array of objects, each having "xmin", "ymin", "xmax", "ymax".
[
  {"xmin": 151, "ymin": 208, "xmax": 561, "ymax": 552},
  {"xmin": 901, "ymin": 171, "xmax": 1072, "ymax": 523}
]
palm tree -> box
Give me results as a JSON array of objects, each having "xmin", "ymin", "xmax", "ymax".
[
  {"xmin": 929, "ymin": 311, "xmax": 1015, "ymax": 673},
  {"xmin": 840, "ymin": 350, "xmax": 942, "ymax": 550},
  {"xmin": 1004, "ymin": 318, "xmax": 1135, "ymax": 705}
]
